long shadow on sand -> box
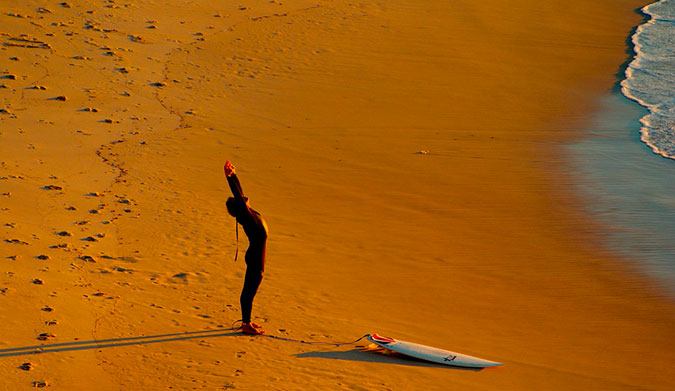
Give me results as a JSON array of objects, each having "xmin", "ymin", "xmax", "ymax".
[
  {"xmin": 2, "ymin": 330, "xmax": 482, "ymax": 370},
  {"xmin": 0, "ymin": 328, "xmax": 241, "ymax": 358},
  {"xmin": 295, "ymin": 348, "xmax": 482, "ymax": 371}
]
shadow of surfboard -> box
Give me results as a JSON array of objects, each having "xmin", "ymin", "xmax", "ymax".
[{"xmin": 294, "ymin": 347, "xmax": 483, "ymax": 371}]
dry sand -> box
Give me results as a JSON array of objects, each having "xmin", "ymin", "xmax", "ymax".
[{"xmin": 1, "ymin": 0, "xmax": 673, "ymax": 390}]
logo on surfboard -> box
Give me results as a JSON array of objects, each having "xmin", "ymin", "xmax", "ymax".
[{"xmin": 370, "ymin": 334, "xmax": 396, "ymax": 345}]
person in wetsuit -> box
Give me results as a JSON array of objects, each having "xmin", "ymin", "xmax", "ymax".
[{"xmin": 224, "ymin": 160, "xmax": 268, "ymax": 335}]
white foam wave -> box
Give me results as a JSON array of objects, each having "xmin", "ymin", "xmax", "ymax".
[{"xmin": 621, "ymin": 0, "xmax": 675, "ymax": 160}]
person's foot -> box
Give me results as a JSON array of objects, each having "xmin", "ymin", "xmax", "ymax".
[{"xmin": 241, "ymin": 322, "xmax": 265, "ymax": 335}]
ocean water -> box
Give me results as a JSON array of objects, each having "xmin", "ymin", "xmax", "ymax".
[
  {"xmin": 567, "ymin": 0, "xmax": 675, "ymax": 297},
  {"xmin": 621, "ymin": 0, "xmax": 675, "ymax": 160}
]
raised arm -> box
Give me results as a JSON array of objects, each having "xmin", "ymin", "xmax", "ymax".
[{"xmin": 224, "ymin": 161, "xmax": 245, "ymax": 200}]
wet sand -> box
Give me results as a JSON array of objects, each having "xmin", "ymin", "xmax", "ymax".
[
  {"xmin": 568, "ymin": 92, "xmax": 675, "ymax": 297},
  {"xmin": 1, "ymin": 0, "xmax": 673, "ymax": 390}
]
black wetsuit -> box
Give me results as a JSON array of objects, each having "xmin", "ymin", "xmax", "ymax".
[{"xmin": 227, "ymin": 174, "xmax": 268, "ymax": 324}]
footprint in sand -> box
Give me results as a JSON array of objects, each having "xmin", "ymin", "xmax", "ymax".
[
  {"xmin": 49, "ymin": 243, "xmax": 69, "ymax": 249},
  {"xmin": 116, "ymin": 197, "xmax": 132, "ymax": 205},
  {"xmin": 18, "ymin": 362, "xmax": 32, "ymax": 371},
  {"xmin": 89, "ymin": 203, "xmax": 106, "ymax": 213},
  {"xmin": 5, "ymin": 239, "xmax": 29, "ymax": 245},
  {"xmin": 36, "ymin": 333, "xmax": 55, "ymax": 341}
]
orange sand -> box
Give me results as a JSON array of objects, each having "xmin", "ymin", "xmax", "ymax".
[{"xmin": 1, "ymin": 0, "xmax": 673, "ymax": 390}]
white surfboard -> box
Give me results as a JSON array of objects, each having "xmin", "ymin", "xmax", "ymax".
[{"xmin": 367, "ymin": 334, "xmax": 502, "ymax": 368}]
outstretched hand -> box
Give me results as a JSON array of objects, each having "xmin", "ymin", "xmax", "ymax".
[{"xmin": 224, "ymin": 161, "xmax": 236, "ymax": 177}]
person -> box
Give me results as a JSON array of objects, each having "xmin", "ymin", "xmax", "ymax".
[{"xmin": 223, "ymin": 161, "xmax": 268, "ymax": 335}]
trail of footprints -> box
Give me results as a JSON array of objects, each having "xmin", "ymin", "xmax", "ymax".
[
  {"xmin": 2, "ymin": 183, "xmax": 138, "ymax": 380},
  {"xmin": 1, "ymin": 188, "xmax": 138, "ymax": 388},
  {"xmin": 0, "ymin": 2, "xmax": 172, "ymax": 385},
  {"xmin": 0, "ymin": 1, "xmax": 297, "ymax": 387}
]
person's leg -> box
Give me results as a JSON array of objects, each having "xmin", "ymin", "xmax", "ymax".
[{"xmin": 240, "ymin": 264, "xmax": 263, "ymax": 324}]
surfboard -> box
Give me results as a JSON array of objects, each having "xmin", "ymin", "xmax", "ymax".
[{"xmin": 367, "ymin": 333, "xmax": 502, "ymax": 368}]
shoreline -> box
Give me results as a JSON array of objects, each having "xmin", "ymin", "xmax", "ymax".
[
  {"xmin": 612, "ymin": 6, "xmax": 649, "ymax": 94},
  {"xmin": 564, "ymin": 0, "xmax": 675, "ymax": 298},
  {"xmin": 1, "ymin": 0, "xmax": 673, "ymax": 390},
  {"xmin": 567, "ymin": 91, "xmax": 675, "ymax": 298},
  {"xmin": 621, "ymin": 0, "xmax": 675, "ymax": 161}
]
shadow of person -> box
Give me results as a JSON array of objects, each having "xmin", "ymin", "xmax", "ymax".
[{"xmin": 0, "ymin": 328, "xmax": 241, "ymax": 358}]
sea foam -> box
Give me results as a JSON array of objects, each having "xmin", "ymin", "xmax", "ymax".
[{"xmin": 621, "ymin": 0, "xmax": 675, "ymax": 160}]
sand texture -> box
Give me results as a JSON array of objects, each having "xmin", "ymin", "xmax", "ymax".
[{"xmin": 1, "ymin": 0, "xmax": 673, "ymax": 390}]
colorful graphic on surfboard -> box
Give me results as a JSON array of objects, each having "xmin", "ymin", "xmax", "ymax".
[{"xmin": 367, "ymin": 333, "xmax": 502, "ymax": 368}]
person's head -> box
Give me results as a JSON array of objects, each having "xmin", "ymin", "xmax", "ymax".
[{"xmin": 226, "ymin": 197, "xmax": 239, "ymax": 218}]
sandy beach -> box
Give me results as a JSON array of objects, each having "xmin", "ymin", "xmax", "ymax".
[{"xmin": 1, "ymin": 0, "xmax": 673, "ymax": 390}]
